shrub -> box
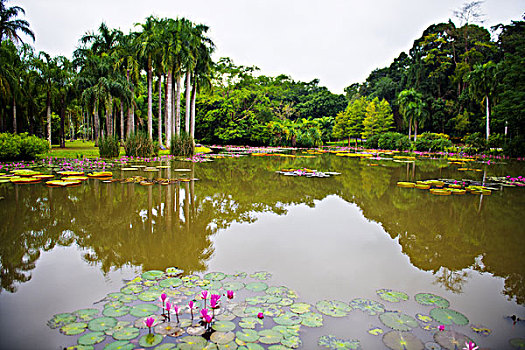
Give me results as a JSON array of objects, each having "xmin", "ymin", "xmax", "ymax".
[
  {"xmin": 364, "ymin": 134, "xmax": 380, "ymax": 149},
  {"xmin": 464, "ymin": 132, "xmax": 487, "ymax": 151},
  {"xmin": 415, "ymin": 132, "xmax": 453, "ymax": 152},
  {"xmin": 378, "ymin": 132, "xmax": 410, "ymax": 150},
  {"xmin": 170, "ymin": 133, "xmax": 194, "ymax": 157},
  {"xmin": 98, "ymin": 135, "xmax": 120, "ymax": 158},
  {"xmin": 124, "ymin": 132, "xmax": 159, "ymax": 157},
  {"xmin": 0, "ymin": 133, "xmax": 49, "ymax": 161},
  {"xmin": 503, "ymin": 135, "xmax": 525, "ymax": 157}
]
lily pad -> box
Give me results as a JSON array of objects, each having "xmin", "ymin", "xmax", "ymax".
[
  {"xmin": 104, "ymin": 340, "xmax": 134, "ymax": 350},
  {"xmin": 74, "ymin": 309, "xmax": 99, "ymax": 321},
  {"xmin": 60, "ymin": 322, "xmax": 88, "ymax": 335},
  {"xmin": 139, "ymin": 334, "xmax": 163, "ymax": 347},
  {"xmin": 273, "ymin": 312, "xmax": 302, "ymax": 326},
  {"xmin": 434, "ymin": 330, "xmax": 472, "ymax": 350},
  {"xmin": 134, "ymin": 315, "xmax": 161, "ymax": 329},
  {"xmin": 222, "ymin": 281, "xmax": 245, "ymax": 291},
  {"xmin": 179, "ymin": 335, "xmax": 208, "ymax": 348},
  {"xmin": 510, "ymin": 338, "xmax": 525, "ymax": 349},
  {"xmin": 349, "ymin": 298, "xmax": 385, "ymax": 315},
  {"xmin": 241, "ymin": 281, "xmax": 266, "ymax": 293},
  {"xmin": 105, "ymin": 300, "xmax": 123, "ymax": 309},
  {"xmin": 415, "ymin": 313, "xmax": 432, "ymax": 323},
  {"xmin": 205, "ymin": 272, "xmax": 227, "ymax": 281},
  {"xmin": 380, "ymin": 312, "xmax": 418, "ymax": 331},
  {"xmin": 120, "ymin": 284, "xmax": 144, "ymax": 294},
  {"xmin": 424, "ymin": 342, "xmax": 441, "ymax": 350},
  {"xmin": 142, "ymin": 270, "xmax": 164, "ymax": 280},
  {"xmin": 250, "ymin": 271, "xmax": 272, "ymax": 280},
  {"xmin": 129, "ymin": 303, "xmax": 159, "ymax": 317},
  {"xmin": 216, "ymin": 312, "xmax": 236, "ymax": 321},
  {"xmin": 186, "ymin": 325, "xmax": 206, "ymax": 336},
  {"xmin": 88, "ymin": 317, "xmax": 117, "ymax": 332},
  {"xmin": 239, "ymin": 317, "xmax": 263, "ymax": 329},
  {"xmin": 244, "ymin": 307, "xmax": 265, "ymax": 318},
  {"xmin": 165, "ymin": 267, "xmax": 184, "ymax": 276},
  {"xmin": 119, "ymin": 294, "xmax": 138, "ymax": 304},
  {"xmin": 377, "ymin": 289, "xmax": 409, "ymax": 303},
  {"xmin": 107, "ymin": 292, "xmax": 124, "ymax": 300},
  {"xmin": 159, "ymin": 277, "xmax": 183, "ymax": 288},
  {"xmin": 429, "ymin": 308, "xmax": 468, "ymax": 326},
  {"xmin": 316, "ymin": 300, "xmax": 351, "ymax": 317},
  {"xmin": 278, "ymin": 298, "xmax": 294, "ymax": 307},
  {"xmin": 112, "ymin": 327, "xmax": 140, "ymax": 340},
  {"xmin": 272, "ymin": 325, "xmax": 300, "ymax": 339},
  {"xmin": 246, "ymin": 296, "xmax": 268, "ymax": 305},
  {"xmin": 470, "ymin": 324, "xmax": 491, "ymax": 336},
  {"xmin": 138, "ymin": 290, "xmax": 162, "ymax": 302},
  {"xmin": 281, "ymin": 335, "xmax": 301, "ymax": 348},
  {"xmin": 382, "ymin": 331, "xmax": 424, "ymax": 350},
  {"xmin": 103, "ymin": 306, "xmax": 130, "ymax": 317},
  {"xmin": 318, "ymin": 335, "xmax": 361, "ymax": 349},
  {"xmin": 415, "ymin": 293, "xmax": 449, "ymax": 308},
  {"xmin": 290, "ymin": 302, "xmax": 311, "ymax": 314},
  {"xmin": 368, "ymin": 327, "xmax": 384, "ymax": 336},
  {"xmin": 236, "ymin": 329, "xmax": 260, "ymax": 343},
  {"xmin": 154, "ymin": 322, "xmax": 183, "ymax": 336},
  {"xmin": 300, "ymin": 312, "xmax": 324, "ymax": 327},
  {"xmin": 211, "ymin": 331, "xmax": 235, "ymax": 344},
  {"xmin": 78, "ymin": 331, "xmax": 106, "ymax": 346},
  {"xmin": 213, "ymin": 321, "xmax": 236, "ymax": 332},
  {"xmin": 48, "ymin": 313, "xmax": 77, "ymax": 328},
  {"xmin": 263, "ymin": 305, "xmax": 283, "ymax": 317},
  {"xmin": 258, "ymin": 329, "xmax": 283, "ymax": 344}
]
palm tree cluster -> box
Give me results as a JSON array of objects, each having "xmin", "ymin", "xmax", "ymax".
[{"xmin": 1, "ymin": 1, "xmax": 214, "ymax": 148}]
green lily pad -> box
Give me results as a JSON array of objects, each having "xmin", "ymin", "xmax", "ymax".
[
  {"xmin": 186, "ymin": 325, "xmax": 206, "ymax": 336},
  {"xmin": 236, "ymin": 329, "xmax": 260, "ymax": 342},
  {"xmin": 154, "ymin": 322, "xmax": 183, "ymax": 336},
  {"xmin": 382, "ymin": 331, "xmax": 424, "ymax": 350},
  {"xmin": 258, "ymin": 329, "xmax": 283, "ymax": 344},
  {"xmin": 245, "ymin": 282, "xmax": 268, "ymax": 292},
  {"xmin": 134, "ymin": 315, "xmax": 162, "ymax": 329},
  {"xmin": 510, "ymin": 338, "xmax": 525, "ymax": 349},
  {"xmin": 300, "ymin": 312, "xmax": 324, "ymax": 327},
  {"xmin": 129, "ymin": 303, "xmax": 159, "ymax": 317},
  {"xmin": 222, "ymin": 281, "xmax": 245, "ymax": 291},
  {"xmin": 108, "ymin": 292, "xmax": 124, "ymax": 300},
  {"xmin": 290, "ymin": 302, "xmax": 311, "ymax": 314},
  {"xmin": 139, "ymin": 334, "xmax": 163, "ymax": 347},
  {"xmin": 78, "ymin": 331, "xmax": 106, "ymax": 346},
  {"xmin": 246, "ymin": 295, "xmax": 268, "ymax": 305},
  {"xmin": 414, "ymin": 293, "xmax": 449, "ymax": 308},
  {"xmin": 267, "ymin": 346, "xmax": 290, "ymax": 350},
  {"xmin": 316, "ymin": 300, "xmax": 351, "ymax": 317},
  {"xmin": 179, "ymin": 335, "xmax": 208, "ymax": 348},
  {"xmin": 60, "ymin": 322, "xmax": 88, "ymax": 335},
  {"xmin": 265, "ymin": 295, "xmax": 282, "ymax": 304},
  {"xmin": 278, "ymin": 298, "xmax": 294, "ymax": 307},
  {"xmin": 244, "ymin": 307, "xmax": 265, "ymax": 317},
  {"xmin": 105, "ymin": 300, "xmax": 123, "ymax": 309},
  {"xmin": 213, "ymin": 321, "xmax": 236, "ymax": 332},
  {"xmin": 204, "ymin": 272, "xmax": 227, "ymax": 281},
  {"xmin": 232, "ymin": 305, "xmax": 247, "ymax": 318},
  {"xmin": 250, "ymin": 271, "xmax": 272, "ymax": 280},
  {"xmin": 216, "ymin": 312, "xmax": 236, "ymax": 321},
  {"xmin": 165, "ymin": 267, "xmax": 184, "ymax": 276},
  {"xmin": 377, "ymin": 289, "xmax": 409, "ymax": 303},
  {"xmin": 281, "ymin": 335, "xmax": 301, "ymax": 348},
  {"xmin": 121, "ymin": 284, "xmax": 144, "ymax": 294},
  {"xmin": 415, "ymin": 313, "xmax": 432, "ymax": 323},
  {"xmin": 232, "ymin": 271, "xmax": 247, "ymax": 279},
  {"xmin": 211, "ymin": 331, "xmax": 235, "ymax": 344},
  {"xmin": 216, "ymin": 342, "xmax": 235, "ymax": 349},
  {"xmin": 74, "ymin": 309, "xmax": 99, "ymax": 321},
  {"xmin": 349, "ymin": 298, "xmax": 385, "ymax": 315},
  {"xmin": 142, "ymin": 270, "xmax": 165, "ymax": 280},
  {"xmin": 318, "ymin": 335, "xmax": 360, "ymax": 349},
  {"xmin": 429, "ymin": 308, "xmax": 468, "ymax": 326},
  {"xmin": 112, "ymin": 327, "xmax": 139, "ymax": 340},
  {"xmin": 266, "ymin": 286, "xmax": 290, "ymax": 298},
  {"xmin": 239, "ymin": 317, "xmax": 263, "ymax": 329},
  {"xmin": 159, "ymin": 277, "xmax": 183, "ymax": 288},
  {"xmin": 434, "ymin": 330, "xmax": 472, "ymax": 350},
  {"xmin": 238, "ymin": 343, "xmax": 264, "ymax": 350},
  {"xmin": 138, "ymin": 290, "xmax": 162, "ymax": 302},
  {"xmin": 368, "ymin": 327, "xmax": 384, "ymax": 336},
  {"xmin": 273, "ymin": 312, "xmax": 302, "ymax": 326},
  {"xmin": 103, "ymin": 306, "xmax": 130, "ymax": 318},
  {"xmin": 119, "ymin": 294, "xmax": 138, "ymax": 304},
  {"xmin": 380, "ymin": 312, "xmax": 418, "ymax": 331},
  {"xmin": 263, "ymin": 305, "xmax": 283, "ymax": 317},
  {"xmin": 104, "ymin": 340, "xmax": 134, "ymax": 350},
  {"xmin": 272, "ymin": 325, "xmax": 300, "ymax": 339},
  {"xmin": 88, "ymin": 317, "xmax": 117, "ymax": 332},
  {"xmin": 153, "ymin": 344, "xmax": 177, "ymax": 350},
  {"xmin": 48, "ymin": 313, "xmax": 77, "ymax": 329}
]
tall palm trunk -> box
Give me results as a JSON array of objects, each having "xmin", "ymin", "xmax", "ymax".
[
  {"xmin": 175, "ymin": 73, "xmax": 181, "ymax": 136},
  {"xmin": 106, "ymin": 96, "xmax": 113, "ymax": 137},
  {"xmin": 93, "ymin": 104, "xmax": 100, "ymax": 147},
  {"xmin": 185, "ymin": 71, "xmax": 191, "ymax": 134},
  {"xmin": 157, "ymin": 74, "xmax": 163, "ymax": 148},
  {"xmin": 485, "ymin": 95, "xmax": 490, "ymax": 141},
  {"xmin": 59, "ymin": 96, "xmax": 65, "ymax": 148},
  {"xmin": 190, "ymin": 82, "xmax": 197, "ymax": 140},
  {"xmin": 414, "ymin": 120, "xmax": 418, "ymax": 142},
  {"xmin": 166, "ymin": 70, "xmax": 173, "ymax": 147},
  {"xmin": 46, "ymin": 91, "xmax": 51, "ymax": 146},
  {"xmin": 12, "ymin": 97, "xmax": 17, "ymax": 133},
  {"xmin": 120, "ymin": 101, "xmax": 124, "ymax": 141},
  {"xmin": 147, "ymin": 58, "xmax": 153, "ymax": 139},
  {"xmin": 408, "ymin": 117, "xmax": 412, "ymax": 141}
]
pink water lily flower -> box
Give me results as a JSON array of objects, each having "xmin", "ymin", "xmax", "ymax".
[
  {"xmin": 257, "ymin": 312, "xmax": 264, "ymax": 319},
  {"xmin": 438, "ymin": 325, "xmax": 445, "ymax": 331},
  {"xmin": 204, "ymin": 314, "xmax": 213, "ymax": 323},
  {"xmin": 210, "ymin": 294, "xmax": 221, "ymax": 309},
  {"xmin": 144, "ymin": 317, "xmax": 155, "ymax": 333},
  {"xmin": 463, "ymin": 341, "xmax": 478, "ymax": 350},
  {"xmin": 160, "ymin": 293, "xmax": 167, "ymax": 302},
  {"xmin": 166, "ymin": 301, "xmax": 171, "ymax": 312},
  {"xmin": 200, "ymin": 308, "xmax": 209, "ymax": 318},
  {"xmin": 226, "ymin": 290, "xmax": 234, "ymax": 299}
]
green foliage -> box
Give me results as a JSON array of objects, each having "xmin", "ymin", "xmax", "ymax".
[
  {"xmin": 332, "ymin": 97, "xmax": 367, "ymax": 142},
  {"xmin": 364, "ymin": 134, "xmax": 381, "ymax": 149},
  {"xmin": 362, "ymin": 98, "xmax": 394, "ymax": 139},
  {"xmin": 124, "ymin": 132, "xmax": 158, "ymax": 157},
  {"xmin": 414, "ymin": 132, "xmax": 452, "ymax": 152},
  {"xmin": 377, "ymin": 132, "xmax": 411, "ymax": 150},
  {"xmin": 170, "ymin": 133, "xmax": 194, "ymax": 157},
  {"xmin": 503, "ymin": 135, "xmax": 525, "ymax": 157},
  {"xmin": 98, "ymin": 135, "xmax": 120, "ymax": 158},
  {"xmin": 463, "ymin": 132, "xmax": 487, "ymax": 150},
  {"xmin": 0, "ymin": 132, "xmax": 50, "ymax": 161}
]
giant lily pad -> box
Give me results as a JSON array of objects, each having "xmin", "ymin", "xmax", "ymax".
[
  {"xmin": 74, "ymin": 309, "xmax": 99, "ymax": 321},
  {"xmin": 245, "ymin": 282, "xmax": 268, "ymax": 292},
  {"xmin": 104, "ymin": 340, "xmax": 134, "ymax": 350},
  {"xmin": 120, "ymin": 284, "xmax": 144, "ymax": 294},
  {"xmin": 103, "ymin": 306, "xmax": 130, "ymax": 317},
  {"xmin": 48, "ymin": 313, "xmax": 77, "ymax": 328},
  {"xmin": 88, "ymin": 317, "xmax": 117, "ymax": 332},
  {"xmin": 60, "ymin": 322, "xmax": 88, "ymax": 335},
  {"xmin": 290, "ymin": 302, "xmax": 311, "ymax": 314},
  {"xmin": 434, "ymin": 330, "xmax": 472, "ymax": 350},
  {"xmin": 429, "ymin": 308, "xmax": 468, "ymax": 326},
  {"xmin": 236, "ymin": 329, "xmax": 260, "ymax": 343},
  {"xmin": 282, "ymin": 335, "xmax": 302, "ymax": 348},
  {"xmin": 159, "ymin": 277, "xmax": 183, "ymax": 288},
  {"xmin": 138, "ymin": 290, "xmax": 162, "ymax": 302},
  {"xmin": 349, "ymin": 298, "xmax": 385, "ymax": 315},
  {"xmin": 263, "ymin": 305, "xmax": 283, "ymax": 317},
  {"xmin": 112, "ymin": 327, "xmax": 140, "ymax": 340},
  {"xmin": 382, "ymin": 331, "xmax": 424, "ymax": 350},
  {"xmin": 129, "ymin": 303, "xmax": 159, "ymax": 317},
  {"xmin": 119, "ymin": 294, "xmax": 138, "ymax": 304},
  {"xmin": 300, "ymin": 312, "xmax": 324, "ymax": 327},
  {"xmin": 272, "ymin": 325, "xmax": 300, "ymax": 339},
  {"xmin": 258, "ymin": 329, "xmax": 283, "ymax": 344},
  {"xmin": 222, "ymin": 281, "xmax": 245, "ymax": 291},
  {"xmin": 141, "ymin": 270, "xmax": 164, "ymax": 280},
  {"xmin": 78, "ymin": 331, "xmax": 106, "ymax": 346},
  {"xmin": 210, "ymin": 331, "xmax": 235, "ymax": 344},
  {"xmin": 273, "ymin": 312, "xmax": 302, "ymax": 326},
  {"xmin": 318, "ymin": 335, "xmax": 360, "ymax": 349},
  {"xmin": 212, "ymin": 320, "xmax": 236, "ymax": 332},
  {"xmin": 379, "ymin": 312, "xmax": 418, "ymax": 331},
  {"xmin": 377, "ymin": 289, "xmax": 409, "ymax": 303},
  {"xmin": 139, "ymin": 333, "xmax": 163, "ymax": 347},
  {"xmin": 179, "ymin": 335, "xmax": 208, "ymax": 348},
  {"xmin": 204, "ymin": 272, "xmax": 227, "ymax": 281},
  {"xmin": 414, "ymin": 293, "xmax": 449, "ymax": 308},
  {"xmin": 239, "ymin": 317, "xmax": 263, "ymax": 329},
  {"xmin": 316, "ymin": 300, "xmax": 351, "ymax": 317}
]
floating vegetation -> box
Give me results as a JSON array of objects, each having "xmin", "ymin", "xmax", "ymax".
[
  {"xmin": 429, "ymin": 308, "xmax": 469, "ymax": 326},
  {"xmin": 382, "ymin": 331, "xmax": 424, "ymax": 350},
  {"xmin": 415, "ymin": 293, "xmax": 450, "ymax": 308},
  {"xmin": 380, "ymin": 312, "xmax": 419, "ymax": 331},
  {"xmin": 318, "ymin": 334, "xmax": 361, "ymax": 349},
  {"xmin": 434, "ymin": 330, "xmax": 472, "ymax": 350},
  {"xmin": 349, "ymin": 298, "xmax": 385, "ymax": 316},
  {"xmin": 45, "ymin": 179, "xmax": 82, "ymax": 187},
  {"xmin": 377, "ymin": 289, "xmax": 409, "ymax": 303},
  {"xmin": 276, "ymin": 168, "xmax": 338, "ymax": 178}
]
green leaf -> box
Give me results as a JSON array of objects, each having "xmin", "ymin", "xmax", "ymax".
[
  {"xmin": 258, "ymin": 329, "xmax": 283, "ymax": 344},
  {"xmin": 211, "ymin": 331, "xmax": 235, "ymax": 344},
  {"xmin": 236, "ymin": 329, "xmax": 259, "ymax": 343},
  {"xmin": 213, "ymin": 321, "xmax": 236, "ymax": 332},
  {"xmin": 112, "ymin": 327, "xmax": 139, "ymax": 340},
  {"xmin": 318, "ymin": 335, "xmax": 360, "ymax": 349},
  {"xmin": 159, "ymin": 277, "xmax": 183, "ymax": 288},
  {"xmin": 429, "ymin": 308, "xmax": 469, "ymax": 326},
  {"xmin": 48, "ymin": 313, "xmax": 77, "ymax": 329},
  {"xmin": 290, "ymin": 302, "xmax": 311, "ymax": 314},
  {"xmin": 88, "ymin": 317, "xmax": 117, "ymax": 332},
  {"xmin": 120, "ymin": 284, "xmax": 144, "ymax": 294},
  {"xmin": 315, "ymin": 300, "xmax": 351, "ymax": 317},
  {"xmin": 154, "ymin": 322, "xmax": 183, "ymax": 336},
  {"xmin": 74, "ymin": 309, "xmax": 99, "ymax": 322},
  {"xmin": 273, "ymin": 312, "xmax": 302, "ymax": 326},
  {"xmin": 204, "ymin": 272, "xmax": 227, "ymax": 281},
  {"xmin": 129, "ymin": 303, "xmax": 159, "ymax": 318},
  {"xmin": 239, "ymin": 317, "xmax": 263, "ymax": 329},
  {"xmin": 245, "ymin": 282, "xmax": 268, "ymax": 292},
  {"xmin": 104, "ymin": 340, "xmax": 134, "ymax": 350},
  {"xmin": 281, "ymin": 335, "xmax": 301, "ymax": 348},
  {"xmin": 434, "ymin": 330, "xmax": 472, "ymax": 350},
  {"xmin": 138, "ymin": 290, "xmax": 162, "ymax": 302},
  {"xmin": 60, "ymin": 322, "xmax": 88, "ymax": 335},
  {"xmin": 349, "ymin": 298, "xmax": 385, "ymax": 316},
  {"xmin": 300, "ymin": 312, "xmax": 323, "ymax": 327},
  {"xmin": 119, "ymin": 294, "xmax": 138, "ymax": 304},
  {"xmin": 139, "ymin": 334, "xmax": 163, "ymax": 347},
  {"xmin": 414, "ymin": 293, "xmax": 449, "ymax": 308},
  {"xmin": 376, "ymin": 289, "xmax": 409, "ymax": 303},
  {"xmin": 142, "ymin": 270, "xmax": 165, "ymax": 280},
  {"xmin": 78, "ymin": 331, "xmax": 106, "ymax": 346},
  {"xmin": 103, "ymin": 306, "xmax": 130, "ymax": 318},
  {"xmin": 382, "ymin": 331, "xmax": 424, "ymax": 350},
  {"xmin": 379, "ymin": 312, "xmax": 418, "ymax": 331},
  {"xmin": 222, "ymin": 281, "xmax": 245, "ymax": 291},
  {"xmin": 250, "ymin": 271, "xmax": 272, "ymax": 280}
]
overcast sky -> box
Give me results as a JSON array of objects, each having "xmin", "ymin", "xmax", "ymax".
[{"xmin": 15, "ymin": 0, "xmax": 525, "ymax": 93}]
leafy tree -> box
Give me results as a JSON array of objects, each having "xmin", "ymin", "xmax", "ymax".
[
  {"xmin": 332, "ymin": 96, "xmax": 367, "ymax": 147},
  {"xmin": 467, "ymin": 61, "xmax": 499, "ymax": 140},
  {"xmin": 362, "ymin": 97, "xmax": 394, "ymax": 139},
  {"xmin": 0, "ymin": 0, "xmax": 34, "ymax": 43}
]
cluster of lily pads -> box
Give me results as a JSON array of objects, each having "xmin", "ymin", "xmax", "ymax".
[
  {"xmin": 47, "ymin": 268, "xmax": 521, "ymax": 350},
  {"xmin": 276, "ymin": 169, "xmax": 341, "ymax": 178}
]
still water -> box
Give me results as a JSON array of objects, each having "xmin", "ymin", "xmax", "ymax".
[{"xmin": 0, "ymin": 152, "xmax": 524, "ymax": 349}]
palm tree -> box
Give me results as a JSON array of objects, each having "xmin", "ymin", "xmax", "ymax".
[
  {"xmin": 397, "ymin": 89, "xmax": 425, "ymax": 141},
  {"xmin": 467, "ymin": 61, "xmax": 498, "ymax": 141},
  {"xmin": 0, "ymin": 0, "xmax": 34, "ymax": 44},
  {"xmin": 35, "ymin": 52, "xmax": 59, "ymax": 146}
]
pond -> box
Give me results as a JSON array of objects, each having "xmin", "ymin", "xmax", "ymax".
[{"xmin": 0, "ymin": 150, "xmax": 524, "ymax": 349}]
